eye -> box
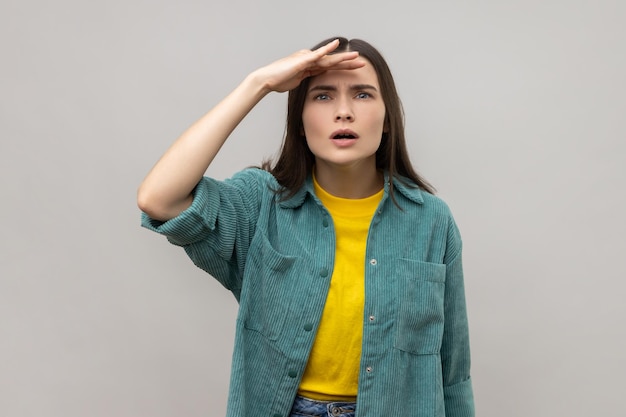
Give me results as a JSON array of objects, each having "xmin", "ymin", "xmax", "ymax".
[
  {"xmin": 355, "ymin": 92, "xmax": 372, "ymax": 99},
  {"xmin": 314, "ymin": 93, "xmax": 331, "ymax": 101}
]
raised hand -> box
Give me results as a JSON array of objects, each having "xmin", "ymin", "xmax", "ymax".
[
  {"xmin": 253, "ymin": 39, "xmax": 366, "ymax": 94},
  {"xmin": 138, "ymin": 39, "xmax": 365, "ymax": 221}
]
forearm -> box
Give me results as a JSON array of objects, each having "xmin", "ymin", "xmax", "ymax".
[
  {"xmin": 137, "ymin": 72, "xmax": 269, "ymax": 221},
  {"xmin": 138, "ymin": 39, "xmax": 362, "ymax": 221}
]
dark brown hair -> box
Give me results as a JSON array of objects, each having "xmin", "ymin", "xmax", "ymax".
[{"xmin": 262, "ymin": 36, "xmax": 435, "ymax": 200}]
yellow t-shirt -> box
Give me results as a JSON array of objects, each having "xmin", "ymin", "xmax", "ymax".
[{"xmin": 297, "ymin": 177, "xmax": 383, "ymax": 401}]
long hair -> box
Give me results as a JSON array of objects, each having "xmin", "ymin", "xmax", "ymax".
[{"xmin": 262, "ymin": 37, "xmax": 435, "ymax": 200}]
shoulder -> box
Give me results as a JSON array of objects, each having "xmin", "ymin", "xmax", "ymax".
[
  {"xmin": 392, "ymin": 175, "xmax": 460, "ymax": 237},
  {"xmin": 421, "ymin": 190, "xmax": 454, "ymax": 217},
  {"xmin": 392, "ymin": 175, "xmax": 454, "ymax": 217},
  {"xmin": 225, "ymin": 167, "xmax": 277, "ymax": 186},
  {"xmin": 199, "ymin": 168, "xmax": 279, "ymax": 197}
]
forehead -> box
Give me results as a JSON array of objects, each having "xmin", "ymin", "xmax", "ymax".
[{"xmin": 308, "ymin": 58, "xmax": 380, "ymax": 88}]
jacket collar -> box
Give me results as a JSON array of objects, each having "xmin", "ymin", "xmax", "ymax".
[{"xmin": 278, "ymin": 171, "xmax": 424, "ymax": 209}]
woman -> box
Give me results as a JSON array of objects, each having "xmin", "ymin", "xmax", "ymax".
[{"xmin": 138, "ymin": 37, "xmax": 474, "ymax": 417}]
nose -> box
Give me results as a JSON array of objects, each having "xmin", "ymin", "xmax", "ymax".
[{"xmin": 335, "ymin": 97, "xmax": 354, "ymax": 122}]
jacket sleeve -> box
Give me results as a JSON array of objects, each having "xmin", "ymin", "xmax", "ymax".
[
  {"xmin": 140, "ymin": 169, "xmax": 263, "ymax": 298},
  {"xmin": 441, "ymin": 216, "xmax": 475, "ymax": 417}
]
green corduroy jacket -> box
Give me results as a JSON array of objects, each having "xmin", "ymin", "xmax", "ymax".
[{"xmin": 142, "ymin": 168, "xmax": 474, "ymax": 417}]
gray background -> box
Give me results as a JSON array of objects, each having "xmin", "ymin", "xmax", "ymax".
[{"xmin": 2, "ymin": 0, "xmax": 625, "ymax": 416}]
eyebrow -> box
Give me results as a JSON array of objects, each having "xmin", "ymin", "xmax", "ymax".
[{"xmin": 308, "ymin": 84, "xmax": 379, "ymax": 93}]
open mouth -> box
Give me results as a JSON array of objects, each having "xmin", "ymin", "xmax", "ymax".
[
  {"xmin": 333, "ymin": 133, "xmax": 357, "ymax": 139},
  {"xmin": 330, "ymin": 130, "xmax": 359, "ymax": 140}
]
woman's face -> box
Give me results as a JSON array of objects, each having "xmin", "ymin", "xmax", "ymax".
[{"xmin": 301, "ymin": 58, "xmax": 386, "ymax": 173}]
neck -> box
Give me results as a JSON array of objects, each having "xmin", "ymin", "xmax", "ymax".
[{"xmin": 314, "ymin": 162, "xmax": 383, "ymax": 199}]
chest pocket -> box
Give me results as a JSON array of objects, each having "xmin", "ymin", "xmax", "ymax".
[
  {"xmin": 394, "ymin": 259, "xmax": 446, "ymax": 355},
  {"xmin": 241, "ymin": 233, "xmax": 299, "ymax": 341}
]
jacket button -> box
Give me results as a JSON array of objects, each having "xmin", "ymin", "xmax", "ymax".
[
  {"xmin": 368, "ymin": 315, "xmax": 375, "ymax": 322},
  {"xmin": 288, "ymin": 369, "xmax": 298, "ymax": 378},
  {"xmin": 369, "ymin": 259, "xmax": 377, "ymax": 266},
  {"xmin": 320, "ymin": 268, "xmax": 329, "ymax": 278},
  {"xmin": 322, "ymin": 219, "xmax": 329, "ymax": 227},
  {"xmin": 366, "ymin": 366, "xmax": 373, "ymax": 373},
  {"xmin": 304, "ymin": 323, "xmax": 313, "ymax": 332}
]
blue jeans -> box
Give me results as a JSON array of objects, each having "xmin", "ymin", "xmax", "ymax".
[{"xmin": 289, "ymin": 395, "xmax": 357, "ymax": 417}]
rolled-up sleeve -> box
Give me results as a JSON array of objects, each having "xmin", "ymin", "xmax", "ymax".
[
  {"xmin": 141, "ymin": 176, "xmax": 222, "ymax": 246},
  {"xmin": 140, "ymin": 169, "xmax": 263, "ymax": 296}
]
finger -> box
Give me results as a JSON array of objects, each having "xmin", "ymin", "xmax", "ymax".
[
  {"xmin": 306, "ymin": 53, "xmax": 361, "ymax": 75},
  {"xmin": 307, "ymin": 58, "xmax": 366, "ymax": 77},
  {"xmin": 297, "ymin": 42, "xmax": 360, "ymax": 75},
  {"xmin": 290, "ymin": 41, "xmax": 340, "ymax": 69},
  {"xmin": 325, "ymin": 59, "xmax": 367, "ymax": 71},
  {"xmin": 308, "ymin": 39, "xmax": 358, "ymax": 65},
  {"xmin": 312, "ymin": 38, "xmax": 340, "ymax": 57},
  {"xmin": 320, "ymin": 51, "xmax": 361, "ymax": 67}
]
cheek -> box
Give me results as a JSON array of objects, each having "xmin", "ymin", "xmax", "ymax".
[
  {"xmin": 302, "ymin": 107, "xmax": 323, "ymax": 135},
  {"xmin": 376, "ymin": 109, "xmax": 387, "ymax": 133}
]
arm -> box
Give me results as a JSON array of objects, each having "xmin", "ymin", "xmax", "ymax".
[
  {"xmin": 441, "ymin": 218, "xmax": 475, "ymax": 417},
  {"xmin": 137, "ymin": 39, "xmax": 365, "ymax": 221}
]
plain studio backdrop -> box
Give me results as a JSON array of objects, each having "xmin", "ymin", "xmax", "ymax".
[{"xmin": 1, "ymin": 0, "xmax": 625, "ymax": 416}]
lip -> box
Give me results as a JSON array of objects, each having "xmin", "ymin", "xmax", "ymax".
[{"xmin": 329, "ymin": 129, "xmax": 359, "ymax": 140}]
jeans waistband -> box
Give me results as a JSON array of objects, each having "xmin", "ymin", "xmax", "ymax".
[{"xmin": 290, "ymin": 395, "xmax": 356, "ymax": 417}]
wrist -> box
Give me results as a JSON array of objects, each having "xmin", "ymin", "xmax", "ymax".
[{"xmin": 243, "ymin": 70, "xmax": 273, "ymax": 98}]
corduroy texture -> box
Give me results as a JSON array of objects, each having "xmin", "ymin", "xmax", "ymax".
[{"xmin": 141, "ymin": 168, "xmax": 474, "ymax": 417}]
